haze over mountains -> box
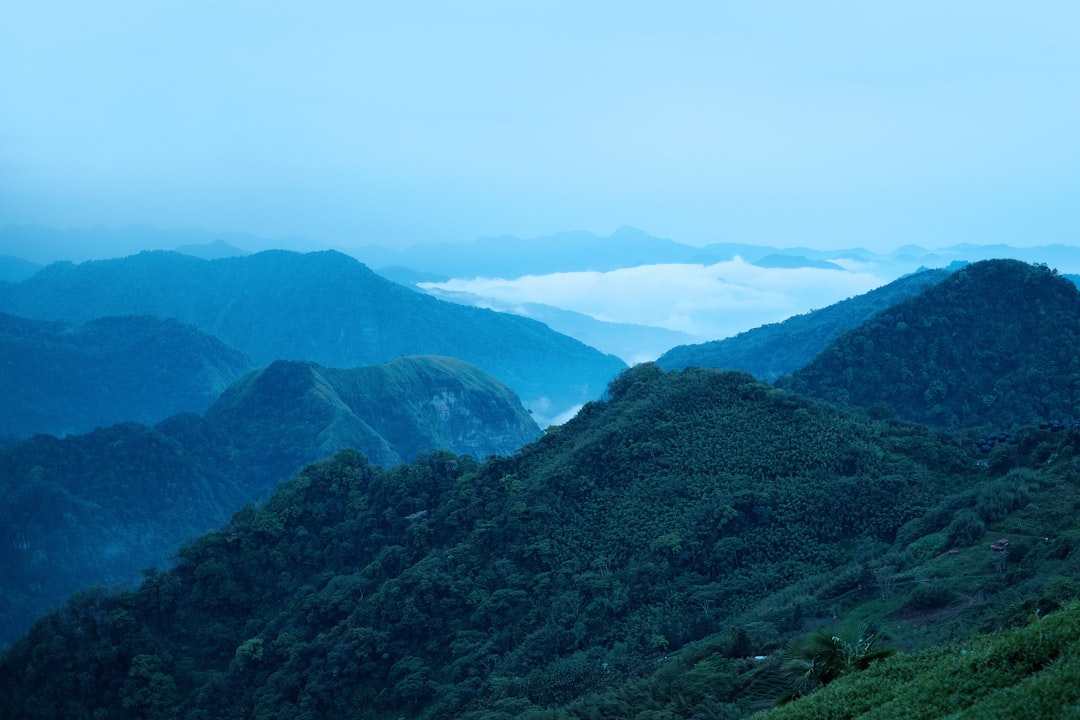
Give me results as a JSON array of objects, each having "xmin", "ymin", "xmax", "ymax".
[
  {"xmin": 3, "ymin": 225, "xmax": 1080, "ymax": 717},
  {"xmin": 0, "ymin": 248, "xmax": 624, "ymax": 425},
  {"xmin": 0, "ymin": 313, "xmax": 254, "ymax": 439}
]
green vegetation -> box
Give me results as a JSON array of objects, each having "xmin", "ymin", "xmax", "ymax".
[
  {"xmin": 3, "ymin": 363, "xmax": 1078, "ymax": 719},
  {"xmin": 0, "ymin": 356, "xmax": 540, "ymax": 645},
  {"xmin": 757, "ymin": 600, "xmax": 1080, "ymax": 720},
  {"xmin": 3, "ymin": 257, "xmax": 1080, "ymax": 718},
  {"xmin": 781, "ymin": 260, "xmax": 1080, "ymax": 430}
]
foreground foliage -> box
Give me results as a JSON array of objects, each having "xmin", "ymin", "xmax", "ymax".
[
  {"xmin": 758, "ymin": 600, "xmax": 1080, "ymax": 720},
  {"xmin": 0, "ymin": 366, "xmax": 1029, "ymax": 719}
]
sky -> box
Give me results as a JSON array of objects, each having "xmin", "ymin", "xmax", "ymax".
[{"xmin": 3, "ymin": 1, "xmax": 1080, "ymax": 254}]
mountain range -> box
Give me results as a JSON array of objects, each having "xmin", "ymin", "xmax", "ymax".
[
  {"xmin": 0, "ymin": 249, "xmax": 626, "ymax": 425},
  {"xmin": 1, "ymin": 247, "xmax": 1079, "ymax": 718},
  {"xmin": 3, "ymin": 360, "xmax": 1078, "ymax": 718},
  {"xmin": 8, "ymin": 222, "xmax": 1080, "ymax": 283}
]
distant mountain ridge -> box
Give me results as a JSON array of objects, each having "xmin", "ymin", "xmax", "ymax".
[
  {"xmin": 0, "ymin": 249, "xmax": 626, "ymax": 424},
  {"xmin": 0, "ymin": 312, "xmax": 254, "ymax": 438},
  {"xmin": 0, "ymin": 224, "xmax": 330, "ymax": 264},
  {"xmin": 780, "ymin": 259, "xmax": 1080, "ymax": 429},
  {"xmin": 0, "ymin": 256, "xmax": 41, "ymax": 283},
  {"xmin": 0, "ymin": 354, "xmax": 541, "ymax": 643},
  {"xmin": 206, "ymin": 356, "xmax": 541, "ymax": 475},
  {"xmin": 657, "ymin": 266, "xmax": 957, "ymax": 379}
]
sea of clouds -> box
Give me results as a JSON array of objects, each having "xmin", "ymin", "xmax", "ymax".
[{"xmin": 420, "ymin": 257, "xmax": 889, "ymax": 345}]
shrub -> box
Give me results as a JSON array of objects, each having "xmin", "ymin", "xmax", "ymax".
[
  {"xmin": 945, "ymin": 509, "xmax": 985, "ymax": 548},
  {"xmin": 903, "ymin": 583, "xmax": 957, "ymax": 612}
]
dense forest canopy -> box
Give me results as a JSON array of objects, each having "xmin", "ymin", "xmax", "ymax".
[
  {"xmin": 780, "ymin": 260, "xmax": 1080, "ymax": 430},
  {"xmin": 4, "ymin": 365, "xmax": 1048, "ymax": 719},
  {"xmin": 0, "ymin": 355, "xmax": 540, "ymax": 646},
  {"xmin": 657, "ymin": 267, "xmax": 953, "ymax": 380}
]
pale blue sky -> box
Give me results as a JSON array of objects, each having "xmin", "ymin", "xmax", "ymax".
[{"xmin": 2, "ymin": 1, "xmax": 1079, "ymax": 251}]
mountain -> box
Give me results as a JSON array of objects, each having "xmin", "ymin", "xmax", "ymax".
[
  {"xmin": 780, "ymin": 259, "xmax": 1080, "ymax": 429},
  {"xmin": 0, "ymin": 313, "xmax": 254, "ymax": 438},
  {"xmin": 173, "ymin": 239, "xmax": 248, "ymax": 260},
  {"xmin": 3, "ymin": 364, "xmax": 1080, "ymax": 718},
  {"xmin": 0, "ymin": 249, "xmax": 626, "ymax": 424},
  {"xmin": 0, "ymin": 355, "xmax": 541, "ymax": 644},
  {"xmin": 657, "ymin": 267, "xmax": 955, "ymax": 380},
  {"xmin": 0, "ymin": 225, "xmax": 330, "ymax": 264},
  {"xmin": 350, "ymin": 226, "xmax": 704, "ymax": 279},
  {"xmin": 0, "ymin": 256, "xmax": 41, "ymax": 283},
  {"xmin": 749, "ymin": 254, "xmax": 846, "ymax": 271},
  {"xmin": 0, "ymin": 364, "xmax": 998, "ymax": 716},
  {"xmin": 204, "ymin": 356, "xmax": 542, "ymax": 479}
]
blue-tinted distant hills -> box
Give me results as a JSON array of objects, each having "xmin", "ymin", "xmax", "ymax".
[
  {"xmin": 349, "ymin": 226, "xmax": 698, "ymax": 278},
  {"xmin": 347, "ymin": 227, "xmax": 1080, "ymax": 281},
  {"xmin": 0, "ymin": 224, "xmax": 329, "ymax": 265},
  {"xmin": 7, "ymin": 224, "xmax": 1080, "ymax": 279},
  {"xmin": 0, "ymin": 249, "xmax": 625, "ymax": 424},
  {"xmin": 0, "ymin": 256, "xmax": 41, "ymax": 283},
  {"xmin": 749, "ymin": 253, "xmax": 846, "ymax": 271},
  {"xmin": 657, "ymin": 266, "xmax": 957, "ymax": 379},
  {"xmin": 174, "ymin": 238, "xmax": 248, "ymax": 259},
  {"xmin": 417, "ymin": 283, "xmax": 697, "ymax": 364},
  {"xmin": 0, "ymin": 312, "xmax": 254, "ymax": 438}
]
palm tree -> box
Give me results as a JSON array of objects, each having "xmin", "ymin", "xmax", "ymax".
[{"xmin": 778, "ymin": 623, "xmax": 895, "ymax": 702}]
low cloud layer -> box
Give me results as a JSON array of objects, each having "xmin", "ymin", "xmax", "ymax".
[{"xmin": 421, "ymin": 258, "xmax": 886, "ymax": 344}]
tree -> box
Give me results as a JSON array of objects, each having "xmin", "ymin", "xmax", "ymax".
[{"xmin": 778, "ymin": 624, "xmax": 894, "ymax": 701}]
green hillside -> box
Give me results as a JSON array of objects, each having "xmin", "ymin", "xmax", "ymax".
[
  {"xmin": 657, "ymin": 267, "xmax": 952, "ymax": 380},
  {"xmin": 756, "ymin": 599, "xmax": 1080, "ymax": 720},
  {"xmin": 0, "ymin": 249, "xmax": 626, "ymax": 423},
  {"xmin": 780, "ymin": 259, "xmax": 1080, "ymax": 430},
  {"xmin": 2, "ymin": 364, "xmax": 1045, "ymax": 719},
  {"xmin": 204, "ymin": 356, "xmax": 542, "ymax": 483},
  {"xmin": 0, "ymin": 356, "xmax": 540, "ymax": 646},
  {"xmin": 0, "ymin": 312, "xmax": 254, "ymax": 438}
]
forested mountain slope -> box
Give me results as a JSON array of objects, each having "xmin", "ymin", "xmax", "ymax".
[
  {"xmin": 657, "ymin": 267, "xmax": 953, "ymax": 379},
  {"xmin": 0, "ymin": 365, "xmax": 996, "ymax": 719},
  {"xmin": 204, "ymin": 356, "xmax": 541, "ymax": 479},
  {"xmin": 0, "ymin": 249, "xmax": 626, "ymax": 423},
  {"xmin": 0, "ymin": 356, "xmax": 540, "ymax": 645},
  {"xmin": 0, "ymin": 313, "xmax": 253, "ymax": 438},
  {"xmin": 780, "ymin": 259, "xmax": 1080, "ymax": 429}
]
